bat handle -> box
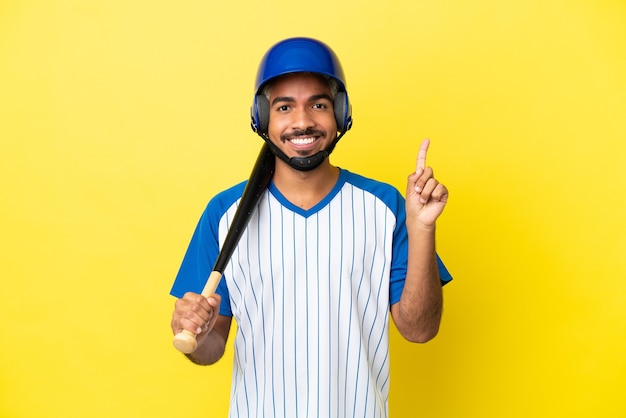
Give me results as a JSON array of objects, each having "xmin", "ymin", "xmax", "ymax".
[
  {"xmin": 172, "ymin": 270, "xmax": 223, "ymax": 354},
  {"xmin": 172, "ymin": 329, "xmax": 198, "ymax": 354}
]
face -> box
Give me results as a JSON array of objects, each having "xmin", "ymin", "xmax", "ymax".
[{"xmin": 266, "ymin": 73, "xmax": 338, "ymax": 159}]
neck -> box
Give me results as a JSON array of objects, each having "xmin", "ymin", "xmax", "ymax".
[{"xmin": 272, "ymin": 158, "xmax": 339, "ymax": 210}]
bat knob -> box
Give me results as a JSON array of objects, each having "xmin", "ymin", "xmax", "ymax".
[{"xmin": 173, "ymin": 330, "xmax": 198, "ymax": 354}]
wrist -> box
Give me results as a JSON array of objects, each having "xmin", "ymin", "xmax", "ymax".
[{"xmin": 407, "ymin": 220, "xmax": 436, "ymax": 234}]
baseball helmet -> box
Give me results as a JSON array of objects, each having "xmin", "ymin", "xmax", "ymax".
[{"xmin": 250, "ymin": 37, "xmax": 353, "ymax": 136}]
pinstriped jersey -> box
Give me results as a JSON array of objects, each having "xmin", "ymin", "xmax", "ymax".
[{"xmin": 171, "ymin": 168, "xmax": 452, "ymax": 418}]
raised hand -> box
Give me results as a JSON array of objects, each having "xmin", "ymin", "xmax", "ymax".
[{"xmin": 405, "ymin": 139, "xmax": 448, "ymax": 228}]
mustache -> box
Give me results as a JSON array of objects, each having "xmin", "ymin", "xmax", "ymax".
[{"xmin": 281, "ymin": 128, "xmax": 326, "ymax": 142}]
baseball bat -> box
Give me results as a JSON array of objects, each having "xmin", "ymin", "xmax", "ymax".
[{"xmin": 173, "ymin": 143, "xmax": 275, "ymax": 354}]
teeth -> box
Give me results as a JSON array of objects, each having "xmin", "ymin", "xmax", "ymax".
[{"xmin": 290, "ymin": 137, "xmax": 316, "ymax": 145}]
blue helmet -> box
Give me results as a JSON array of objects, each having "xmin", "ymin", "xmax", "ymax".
[{"xmin": 250, "ymin": 37, "xmax": 353, "ymax": 137}]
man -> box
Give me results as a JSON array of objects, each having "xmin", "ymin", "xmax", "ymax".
[{"xmin": 170, "ymin": 37, "xmax": 452, "ymax": 417}]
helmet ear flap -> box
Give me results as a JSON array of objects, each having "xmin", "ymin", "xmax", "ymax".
[
  {"xmin": 333, "ymin": 91, "xmax": 352, "ymax": 133},
  {"xmin": 252, "ymin": 94, "xmax": 270, "ymax": 135}
]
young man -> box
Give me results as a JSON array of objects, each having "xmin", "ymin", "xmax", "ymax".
[{"xmin": 170, "ymin": 37, "xmax": 452, "ymax": 417}]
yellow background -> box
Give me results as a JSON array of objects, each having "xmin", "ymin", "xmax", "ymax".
[{"xmin": 1, "ymin": 0, "xmax": 625, "ymax": 417}]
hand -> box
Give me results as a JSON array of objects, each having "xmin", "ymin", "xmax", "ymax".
[
  {"xmin": 406, "ymin": 139, "xmax": 448, "ymax": 228},
  {"xmin": 171, "ymin": 292, "xmax": 221, "ymax": 343}
]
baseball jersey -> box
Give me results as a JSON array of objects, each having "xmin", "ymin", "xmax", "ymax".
[{"xmin": 171, "ymin": 168, "xmax": 452, "ymax": 418}]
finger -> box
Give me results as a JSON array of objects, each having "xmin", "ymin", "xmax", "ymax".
[
  {"xmin": 414, "ymin": 166, "xmax": 433, "ymax": 193},
  {"xmin": 416, "ymin": 139, "xmax": 430, "ymax": 171},
  {"xmin": 419, "ymin": 178, "xmax": 438, "ymax": 203},
  {"xmin": 172, "ymin": 308, "xmax": 205, "ymax": 334},
  {"xmin": 206, "ymin": 294, "xmax": 222, "ymax": 308},
  {"xmin": 201, "ymin": 310, "xmax": 214, "ymax": 332},
  {"xmin": 197, "ymin": 295, "xmax": 221, "ymax": 332},
  {"xmin": 175, "ymin": 296, "xmax": 212, "ymax": 333},
  {"xmin": 431, "ymin": 183, "xmax": 449, "ymax": 203}
]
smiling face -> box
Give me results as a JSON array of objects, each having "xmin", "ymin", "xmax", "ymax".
[{"xmin": 266, "ymin": 72, "xmax": 338, "ymax": 160}]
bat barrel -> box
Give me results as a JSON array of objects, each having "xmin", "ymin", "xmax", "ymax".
[{"xmin": 212, "ymin": 143, "xmax": 275, "ymax": 274}]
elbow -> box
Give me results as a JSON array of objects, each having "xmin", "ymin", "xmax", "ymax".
[
  {"xmin": 185, "ymin": 353, "xmax": 221, "ymax": 366},
  {"xmin": 393, "ymin": 303, "xmax": 442, "ymax": 343},
  {"xmin": 403, "ymin": 324, "xmax": 440, "ymax": 344}
]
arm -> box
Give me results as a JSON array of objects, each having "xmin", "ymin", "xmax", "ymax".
[
  {"xmin": 171, "ymin": 292, "xmax": 232, "ymax": 365},
  {"xmin": 391, "ymin": 139, "xmax": 448, "ymax": 343}
]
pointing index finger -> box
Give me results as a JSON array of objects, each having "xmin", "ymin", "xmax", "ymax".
[{"xmin": 416, "ymin": 139, "xmax": 430, "ymax": 171}]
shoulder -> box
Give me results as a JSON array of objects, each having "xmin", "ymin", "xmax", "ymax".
[{"xmin": 201, "ymin": 180, "xmax": 247, "ymax": 222}]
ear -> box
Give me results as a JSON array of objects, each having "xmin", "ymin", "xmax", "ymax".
[
  {"xmin": 254, "ymin": 94, "xmax": 270, "ymax": 135},
  {"xmin": 333, "ymin": 91, "xmax": 350, "ymax": 132}
]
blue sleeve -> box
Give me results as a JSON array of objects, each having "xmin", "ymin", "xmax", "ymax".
[
  {"xmin": 169, "ymin": 206, "xmax": 219, "ymax": 299},
  {"xmin": 169, "ymin": 182, "xmax": 247, "ymax": 317}
]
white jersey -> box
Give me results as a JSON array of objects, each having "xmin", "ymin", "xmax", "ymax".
[{"xmin": 171, "ymin": 169, "xmax": 452, "ymax": 418}]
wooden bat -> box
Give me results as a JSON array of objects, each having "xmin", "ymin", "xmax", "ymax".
[{"xmin": 173, "ymin": 143, "xmax": 275, "ymax": 353}]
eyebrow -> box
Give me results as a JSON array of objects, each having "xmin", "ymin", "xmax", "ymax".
[{"xmin": 271, "ymin": 93, "xmax": 333, "ymax": 106}]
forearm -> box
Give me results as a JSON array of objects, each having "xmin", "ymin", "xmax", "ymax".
[
  {"xmin": 184, "ymin": 331, "xmax": 227, "ymax": 365},
  {"xmin": 393, "ymin": 224, "xmax": 443, "ymax": 343}
]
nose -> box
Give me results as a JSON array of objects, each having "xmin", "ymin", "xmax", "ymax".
[{"xmin": 290, "ymin": 107, "xmax": 315, "ymax": 130}]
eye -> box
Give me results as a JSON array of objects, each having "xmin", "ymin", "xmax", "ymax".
[
  {"xmin": 312, "ymin": 103, "xmax": 328, "ymax": 110},
  {"xmin": 274, "ymin": 104, "xmax": 290, "ymax": 113}
]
